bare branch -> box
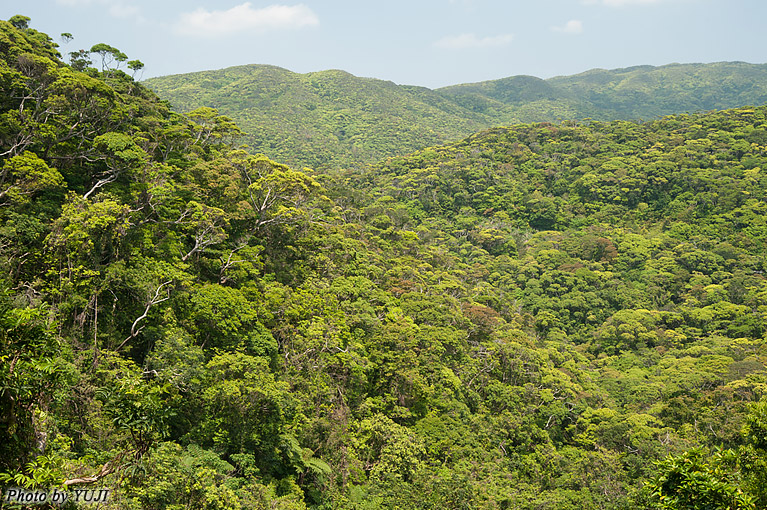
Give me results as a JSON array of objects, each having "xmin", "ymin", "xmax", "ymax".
[
  {"xmin": 83, "ymin": 172, "xmax": 118, "ymax": 199},
  {"xmin": 218, "ymin": 242, "xmax": 254, "ymax": 284},
  {"xmin": 116, "ymin": 280, "xmax": 173, "ymax": 351},
  {"xmin": 63, "ymin": 451, "xmax": 125, "ymax": 487}
]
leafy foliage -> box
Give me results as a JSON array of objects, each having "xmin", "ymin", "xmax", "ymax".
[
  {"xmin": 1, "ymin": 15, "xmax": 767, "ymax": 510},
  {"xmin": 145, "ymin": 62, "xmax": 767, "ymax": 170}
]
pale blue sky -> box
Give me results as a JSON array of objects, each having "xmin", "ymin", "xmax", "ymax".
[{"xmin": 4, "ymin": 0, "xmax": 765, "ymax": 88}]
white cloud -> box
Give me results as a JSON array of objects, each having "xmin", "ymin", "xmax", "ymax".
[
  {"xmin": 174, "ymin": 3, "xmax": 319, "ymax": 37},
  {"xmin": 434, "ymin": 33, "xmax": 514, "ymax": 50},
  {"xmin": 583, "ymin": 0, "xmax": 664, "ymax": 5},
  {"xmin": 55, "ymin": 0, "xmax": 144, "ymax": 22},
  {"xmin": 604, "ymin": 0, "xmax": 662, "ymax": 4},
  {"xmin": 551, "ymin": 19, "xmax": 583, "ymax": 34},
  {"xmin": 109, "ymin": 3, "xmax": 141, "ymax": 19},
  {"xmin": 55, "ymin": 0, "xmax": 97, "ymax": 5}
]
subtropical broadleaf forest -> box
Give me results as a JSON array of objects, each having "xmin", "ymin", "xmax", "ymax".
[
  {"xmin": 144, "ymin": 61, "xmax": 767, "ymax": 171},
  {"xmin": 2, "ymin": 14, "xmax": 767, "ymax": 510}
]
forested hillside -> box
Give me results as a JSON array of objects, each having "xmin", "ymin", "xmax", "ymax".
[
  {"xmin": 2, "ymin": 16, "xmax": 767, "ymax": 509},
  {"xmin": 144, "ymin": 65, "xmax": 490, "ymax": 171},
  {"xmin": 145, "ymin": 62, "xmax": 767, "ymax": 170},
  {"xmin": 440, "ymin": 62, "xmax": 767, "ymax": 123}
]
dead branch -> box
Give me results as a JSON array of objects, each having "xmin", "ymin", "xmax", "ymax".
[{"xmin": 115, "ymin": 280, "xmax": 173, "ymax": 351}]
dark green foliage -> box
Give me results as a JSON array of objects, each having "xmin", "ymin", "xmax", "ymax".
[
  {"xmin": 0, "ymin": 291, "xmax": 65, "ymax": 473},
  {"xmin": 648, "ymin": 450, "xmax": 754, "ymax": 509}
]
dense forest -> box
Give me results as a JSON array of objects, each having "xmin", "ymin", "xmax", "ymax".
[
  {"xmin": 144, "ymin": 61, "xmax": 767, "ymax": 170},
  {"xmin": 144, "ymin": 64, "xmax": 492, "ymax": 171},
  {"xmin": 2, "ymin": 15, "xmax": 767, "ymax": 509}
]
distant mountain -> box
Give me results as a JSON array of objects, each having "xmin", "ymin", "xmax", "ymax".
[
  {"xmin": 442, "ymin": 61, "xmax": 767, "ymax": 121},
  {"xmin": 144, "ymin": 65, "xmax": 489, "ymax": 170},
  {"xmin": 144, "ymin": 62, "xmax": 767, "ymax": 169}
]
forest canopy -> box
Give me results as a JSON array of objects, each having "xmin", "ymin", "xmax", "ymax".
[
  {"xmin": 144, "ymin": 61, "xmax": 767, "ymax": 170},
  {"xmin": 1, "ymin": 16, "xmax": 767, "ymax": 510}
]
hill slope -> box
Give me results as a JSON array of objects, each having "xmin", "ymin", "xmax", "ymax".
[
  {"xmin": 145, "ymin": 61, "xmax": 767, "ymax": 169},
  {"xmin": 4, "ymin": 15, "xmax": 767, "ymax": 509},
  {"xmin": 144, "ymin": 64, "xmax": 490, "ymax": 170}
]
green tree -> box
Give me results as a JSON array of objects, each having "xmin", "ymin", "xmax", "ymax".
[
  {"xmin": 89, "ymin": 43, "xmax": 127, "ymax": 73},
  {"xmin": 648, "ymin": 450, "xmax": 754, "ymax": 509},
  {"xmin": 9, "ymin": 15, "xmax": 30, "ymax": 30},
  {"xmin": 0, "ymin": 151, "xmax": 64, "ymax": 203},
  {"xmin": 0, "ymin": 293, "xmax": 64, "ymax": 474}
]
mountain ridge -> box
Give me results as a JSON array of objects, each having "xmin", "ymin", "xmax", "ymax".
[{"xmin": 144, "ymin": 61, "xmax": 767, "ymax": 170}]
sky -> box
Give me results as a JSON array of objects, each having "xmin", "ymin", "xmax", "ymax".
[{"xmin": 4, "ymin": 0, "xmax": 766, "ymax": 89}]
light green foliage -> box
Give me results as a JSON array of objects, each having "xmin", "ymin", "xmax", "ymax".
[
  {"xmin": 146, "ymin": 65, "xmax": 489, "ymax": 170},
  {"xmin": 0, "ymin": 151, "xmax": 64, "ymax": 203},
  {"xmin": 594, "ymin": 309, "xmax": 660, "ymax": 354},
  {"xmin": 9, "ymin": 15, "xmax": 30, "ymax": 30},
  {"xmin": 146, "ymin": 62, "xmax": 767, "ymax": 170},
  {"xmin": 247, "ymin": 160, "xmax": 323, "ymax": 224},
  {"xmin": 352, "ymin": 414, "xmax": 425, "ymax": 483},
  {"xmin": 94, "ymin": 132, "xmax": 147, "ymax": 166},
  {"xmin": 185, "ymin": 284, "xmax": 257, "ymax": 349},
  {"xmin": 648, "ymin": 450, "xmax": 755, "ymax": 509},
  {"xmin": 46, "ymin": 194, "xmax": 131, "ymax": 285}
]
